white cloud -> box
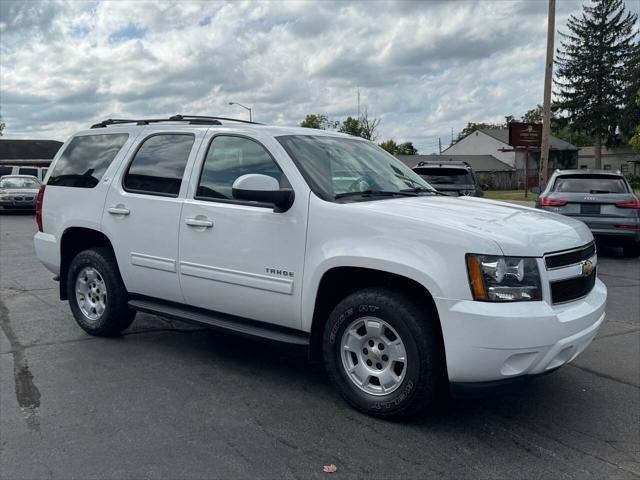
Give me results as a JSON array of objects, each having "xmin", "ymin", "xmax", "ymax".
[{"xmin": 1, "ymin": 0, "xmax": 637, "ymax": 153}]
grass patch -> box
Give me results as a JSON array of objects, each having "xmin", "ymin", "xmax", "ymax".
[{"xmin": 484, "ymin": 190, "xmax": 535, "ymax": 201}]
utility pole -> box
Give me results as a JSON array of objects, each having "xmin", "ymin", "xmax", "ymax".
[
  {"xmin": 539, "ymin": 0, "xmax": 556, "ymax": 189},
  {"xmin": 438, "ymin": 137, "xmax": 442, "ymax": 155},
  {"xmin": 357, "ymin": 88, "xmax": 361, "ymax": 117}
]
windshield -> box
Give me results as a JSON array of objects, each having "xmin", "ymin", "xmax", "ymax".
[
  {"xmin": 414, "ymin": 167, "xmax": 474, "ymax": 185},
  {"xmin": 277, "ymin": 135, "xmax": 434, "ymax": 200},
  {"xmin": 553, "ymin": 175, "xmax": 628, "ymax": 194},
  {"xmin": 0, "ymin": 177, "xmax": 41, "ymax": 189}
]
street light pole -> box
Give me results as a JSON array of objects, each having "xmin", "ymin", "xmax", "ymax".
[
  {"xmin": 539, "ymin": 0, "xmax": 556, "ymax": 189},
  {"xmin": 228, "ymin": 102, "xmax": 252, "ymax": 122}
]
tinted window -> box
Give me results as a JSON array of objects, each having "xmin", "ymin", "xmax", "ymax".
[
  {"xmin": 0, "ymin": 177, "xmax": 41, "ymax": 189},
  {"xmin": 48, "ymin": 134, "xmax": 129, "ymax": 188},
  {"xmin": 553, "ymin": 175, "xmax": 629, "ymax": 194},
  {"xmin": 124, "ymin": 134, "xmax": 194, "ymax": 196},
  {"xmin": 197, "ymin": 136, "xmax": 288, "ymax": 200},
  {"xmin": 414, "ymin": 168, "xmax": 474, "ymax": 185},
  {"xmin": 0, "ymin": 166, "xmax": 12, "ymax": 176},
  {"xmin": 18, "ymin": 168, "xmax": 38, "ymax": 177}
]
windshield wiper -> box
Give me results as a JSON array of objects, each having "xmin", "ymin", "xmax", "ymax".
[
  {"xmin": 335, "ymin": 190, "xmax": 418, "ymax": 200},
  {"xmin": 400, "ymin": 187, "xmax": 446, "ymax": 196}
]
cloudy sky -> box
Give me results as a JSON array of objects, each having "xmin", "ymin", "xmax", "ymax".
[{"xmin": 1, "ymin": 0, "xmax": 638, "ymax": 153}]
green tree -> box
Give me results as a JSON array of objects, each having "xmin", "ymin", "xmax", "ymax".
[
  {"xmin": 456, "ymin": 122, "xmax": 501, "ymax": 141},
  {"xmin": 555, "ymin": 0, "xmax": 638, "ymax": 168},
  {"xmin": 338, "ymin": 116, "xmax": 363, "ymax": 137},
  {"xmin": 629, "ymin": 91, "xmax": 640, "ymax": 153},
  {"xmin": 379, "ymin": 139, "xmax": 399, "ymax": 155},
  {"xmin": 300, "ymin": 114, "xmax": 337, "ymax": 130},
  {"xmin": 522, "ymin": 105, "xmax": 544, "ymax": 124},
  {"xmin": 397, "ymin": 142, "xmax": 417, "ymax": 155},
  {"xmin": 619, "ymin": 43, "xmax": 640, "ymax": 142}
]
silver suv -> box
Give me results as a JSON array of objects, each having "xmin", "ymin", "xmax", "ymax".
[{"xmin": 535, "ymin": 170, "xmax": 640, "ymax": 257}]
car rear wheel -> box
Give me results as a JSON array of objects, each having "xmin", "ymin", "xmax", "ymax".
[
  {"xmin": 67, "ymin": 247, "xmax": 135, "ymax": 336},
  {"xmin": 323, "ymin": 288, "xmax": 445, "ymax": 419}
]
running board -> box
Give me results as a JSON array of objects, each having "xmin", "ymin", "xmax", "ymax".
[{"xmin": 128, "ymin": 298, "xmax": 309, "ymax": 346}]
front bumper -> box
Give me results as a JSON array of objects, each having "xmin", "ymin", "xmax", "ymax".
[
  {"xmin": 0, "ymin": 199, "xmax": 37, "ymax": 209},
  {"xmin": 539, "ymin": 210, "xmax": 640, "ymax": 245},
  {"xmin": 435, "ymin": 278, "xmax": 607, "ymax": 383}
]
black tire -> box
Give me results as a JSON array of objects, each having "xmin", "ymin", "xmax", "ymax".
[
  {"xmin": 323, "ymin": 288, "xmax": 445, "ymax": 419},
  {"xmin": 67, "ymin": 247, "xmax": 135, "ymax": 336},
  {"xmin": 622, "ymin": 242, "xmax": 640, "ymax": 258}
]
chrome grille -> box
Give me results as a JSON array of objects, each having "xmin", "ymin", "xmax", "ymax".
[{"xmin": 545, "ymin": 242, "xmax": 595, "ymax": 269}]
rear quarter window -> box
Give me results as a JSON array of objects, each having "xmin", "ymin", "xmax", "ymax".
[
  {"xmin": 0, "ymin": 166, "xmax": 13, "ymax": 177},
  {"xmin": 48, "ymin": 134, "xmax": 129, "ymax": 188}
]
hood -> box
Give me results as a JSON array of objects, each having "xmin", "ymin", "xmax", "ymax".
[{"xmin": 348, "ymin": 195, "xmax": 592, "ymax": 257}]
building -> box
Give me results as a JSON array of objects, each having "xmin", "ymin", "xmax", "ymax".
[
  {"xmin": 396, "ymin": 154, "xmax": 516, "ymax": 189},
  {"xmin": 578, "ymin": 145, "xmax": 640, "ymax": 174},
  {"xmin": 443, "ymin": 128, "xmax": 579, "ymax": 188},
  {"xmin": 0, "ymin": 139, "xmax": 63, "ymax": 168}
]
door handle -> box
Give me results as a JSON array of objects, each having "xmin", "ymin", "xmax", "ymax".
[
  {"xmin": 185, "ymin": 217, "xmax": 213, "ymax": 228},
  {"xmin": 107, "ymin": 206, "xmax": 130, "ymax": 215}
]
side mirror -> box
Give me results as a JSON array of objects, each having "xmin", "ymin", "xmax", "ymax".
[
  {"xmin": 481, "ymin": 184, "xmax": 489, "ymax": 191},
  {"xmin": 232, "ymin": 174, "xmax": 294, "ymax": 212},
  {"xmin": 530, "ymin": 186, "xmax": 541, "ymax": 194}
]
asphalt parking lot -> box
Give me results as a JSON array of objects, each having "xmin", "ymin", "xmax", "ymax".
[{"xmin": 1, "ymin": 212, "xmax": 639, "ymax": 479}]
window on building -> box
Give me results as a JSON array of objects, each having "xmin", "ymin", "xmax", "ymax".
[
  {"xmin": 123, "ymin": 134, "xmax": 194, "ymax": 196},
  {"xmin": 18, "ymin": 168, "xmax": 38, "ymax": 177}
]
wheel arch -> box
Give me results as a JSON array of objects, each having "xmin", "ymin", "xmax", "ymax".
[
  {"xmin": 308, "ymin": 266, "xmax": 444, "ymax": 362},
  {"xmin": 59, "ymin": 227, "xmax": 116, "ymax": 300}
]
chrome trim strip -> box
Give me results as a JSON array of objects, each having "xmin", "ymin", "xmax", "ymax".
[
  {"xmin": 130, "ymin": 252, "xmax": 176, "ymax": 272},
  {"xmin": 544, "ymin": 242, "xmax": 596, "ymax": 271},
  {"xmin": 179, "ymin": 261, "xmax": 294, "ymax": 295}
]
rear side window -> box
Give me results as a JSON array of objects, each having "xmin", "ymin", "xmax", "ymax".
[
  {"xmin": 553, "ymin": 175, "xmax": 629, "ymax": 194},
  {"xmin": 123, "ymin": 134, "xmax": 194, "ymax": 197},
  {"xmin": 196, "ymin": 135, "xmax": 287, "ymax": 201},
  {"xmin": 48, "ymin": 134, "xmax": 129, "ymax": 188},
  {"xmin": 18, "ymin": 167, "xmax": 38, "ymax": 177},
  {"xmin": 0, "ymin": 166, "xmax": 12, "ymax": 176}
]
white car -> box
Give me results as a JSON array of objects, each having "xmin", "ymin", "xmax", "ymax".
[{"xmin": 34, "ymin": 115, "xmax": 606, "ymax": 418}]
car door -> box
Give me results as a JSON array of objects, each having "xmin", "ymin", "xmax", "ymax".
[
  {"xmin": 178, "ymin": 133, "xmax": 308, "ymax": 329},
  {"xmin": 102, "ymin": 128, "xmax": 204, "ymax": 303}
]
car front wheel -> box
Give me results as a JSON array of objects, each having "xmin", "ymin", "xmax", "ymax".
[{"xmin": 323, "ymin": 288, "xmax": 445, "ymax": 419}]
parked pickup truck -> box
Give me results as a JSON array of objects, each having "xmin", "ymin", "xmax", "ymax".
[{"xmin": 34, "ymin": 115, "xmax": 607, "ymax": 418}]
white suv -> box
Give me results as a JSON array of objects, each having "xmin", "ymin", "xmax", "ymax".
[{"xmin": 34, "ymin": 115, "xmax": 606, "ymax": 418}]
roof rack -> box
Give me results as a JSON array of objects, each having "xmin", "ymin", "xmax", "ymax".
[
  {"xmin": 416, "ymin": 160, "xmax": 471, "ymax": 168},
  {"xmin": 90, "ymin": 114, "xmax": 263, "ymax": 129}
]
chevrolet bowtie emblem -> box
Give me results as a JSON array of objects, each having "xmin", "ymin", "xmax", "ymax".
[{"xmin": 581, "ymin": 259, "xmax": 594, "ymax": 276}]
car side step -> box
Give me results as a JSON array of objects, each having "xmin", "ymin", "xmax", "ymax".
[{"xmin": 128, "ymin": 298, "xmax": 309, "ymax": 346}]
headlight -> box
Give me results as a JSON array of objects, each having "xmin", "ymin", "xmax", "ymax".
[{"xmin": 466, "ymin": 254, "xmax": 542, "ymax": 302}]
